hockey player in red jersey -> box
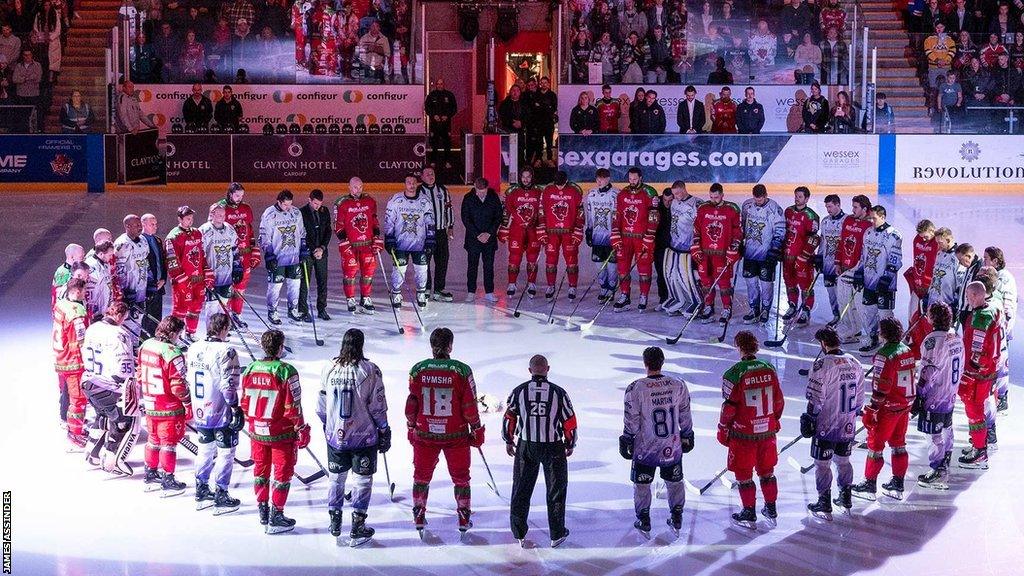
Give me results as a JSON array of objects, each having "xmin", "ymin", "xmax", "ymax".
[
  {"xmin": 499, "ymin": 167, "xmax": 543, "ymax": 297},
  {"xmin": 406, "ymin": 327, "xmax": 484, "ymax": 536},
  {"xmin": 334, "ymin": 176, "xmax": 384, "ymax": 314},
  {"xmin": 851, "ymin": 317, "xmax": 917, "ymax": 501},
  {"xmin": 219, "ymin": 183, "xmax": 261, "ymax": 325},
  {"xmin": 165, "ymin": 206, "xmax": 212, "ymax": 343},
  {"xmin": 53, "ymin": 277, "xmax": 89, "ymax": 448},
  {"xmin": 290, "ymin": 0, "xmax": 311, "ymax": 67},
  {"xmin": 710, "ymin": 86, "xmax": 738, "ymax": 134},
  {"xmin": 596, "ymin": 84, "xmax": 621, "ymax": 133},
  {"xmin": 834, "ymin": 195, "xmax": 874, "ymax": 343},
  {"xmin": 538, "ymin": 171, "xmax": 585, "ymax": 300},
  {"xmin": 138, "ymin": 316, "xmax": 192, "ymax": 496},
  {"xmin": 307, "ymin": 0, "xmax": 338, "ymax": 76},
  {"xmin": 692, "ymin": 182, "xmax": 743, "ymax": 324},
  {"xmin": 242, "ymin": 329, "xmax": 311, "ymax": 534},
  {"xmin": 782, "ymin": 186, "xmax": 821, "ymax": 326},
  {"xmin": 904, "ymin": 219, "xmax": 938, "ymax": 327},
  {"xmin": 958, "ymin": 281, "xmax": 1003, "ymax": 469},
  {"xmin": 718, "ymin": 331, "xmax": 785, "ymax": 529},
  {"xmin": 610, "ymin": 167, "xmax": 660, "ymax": 312}
]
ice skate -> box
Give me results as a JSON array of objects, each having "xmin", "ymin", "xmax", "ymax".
[
  {"xmin": 160, "ymin": 473, "xmax": 186, "ymax": 498},
  {"xmin": 413, "ymin": 506, "xmax": 427, "ymax": 538},
  {"xmin": 267, "ymin": 309, "xmax": 282, "ymax": 325},
  {"xmin": 758, "ymin": 307, "xmax": 771, "ymax": 323},
  {"xmin": 633, "ymin": 509, "xmax": 651, "ymax": 539},
  {"xmin": 329, "ymin": 509, "xmax": 343, "ymax": 537},
  {"xmin": 997, "ymin": 392, "xmax": 1008, "ymax": 414},
  {"xmin": 613, "ymin": 292, "xmax": 631, "ymax": 312},
  {"xmin": 917, "ymin": 468, "xmax": 949, "ymax": 490},
  {"xmin": 668, "ymin": 505, "xmax": 683, "ymax": 535},
  {"xmin": 416, "ymin": 291, "xmax": 428, "ymax": 309},
  {"xmin": 781, "ymin": 303, "xmax": 799, "ymax": 321},
  {"xmin": 742, "ymin": 307, "xmax": 759, "ymax": 324},
  {"xmin": 698, "ymin": 305, "xmax": 715, "ymax": 324},
  {"xmin": 213, "ymin": 488, "xmax": 240, "ymax": 515},
  {"xmin": 390, "ymin": 293, "xmax": 403, "ymax": 309},
  {"xmin": 143, "ymin": 466, "xmax": 162, "ymax": 492},
  {"xmin": 881, "ymin": 476, "xmax": 904, "ymax": 500},
  {"xmin": 760, "ymin": 502, "xmax": 777, "ymax": 527},
  {"xmin": 527, "ymin": 283, "xmax": 537, "ymax": 298},
  {"xmin": 833, "ymin": 486, "xmax": 853, "ymax": 513},
  {"xmin": 858, "ymin": 336, "xmax": 880, "ymax": 357},
  {"xmin": 349, "ymin": 512, "xmax": 375, "ymax": 547},
  {"xmin": 795, "ymin": 308, "xmax": 809, "ymax": 326},
  {"xmin": 258, "ymin": 502, "xmax": 270, "ymax": 526},
  {"xmin": 731, "ymin": 506, "xmax": 757, "ymax": 530},
  {"xmin": 230, "ymin": 313, "xmax": 248, "ymax": 329},
  {"xmin": 434, "ymin": 290, "xmax": 454, "ymax": 302},
  {"xmin": 551, "ymin": 529, "xmax": 570, "ymax": 548},
  {"xmin": 66, "ymin": 431, "xmax": 87, "ymax": 452},
  {"xmin": 347, "ymin": 297, "xmax": 358, "ymax": 313},
  {"xmin": 719, "ymin": 308, "xmax": 732, "ymax": 326},
  {"xmin": 567, "ymin": 287, "xmax": 577, "ymax": 300},
  {"xmin": 360, "ymin": 297, "xmax": 375, "ymax": 314},
  {"xmin": 545, "ymin": 286, "xmax": 556, "ymax": 300},
  {"xmin": 851, "ymin": 478, "xmax": 877, "ymax": 501},
  {"xmin": 958, "ymin": 447, "xmax": 988, "ymax": 469},
  {"xmin": 101, "ymin": 448, "xmax": 133, "ymax": 477},
  {"xmin": 638, "ymin": 295, "xmax": 648, "ymax": 312},
  {"xmin": 195, "ymin": 482, "xmax": 215, "ymax": 510},
  {"xmin": 266, "ymin": 507, "xmax": 296, "ymax": 535},
  {"xmin": 506, "ymin": 283, "xmax": 516, "ymax": 297},
  {"xmin": 808, "ymin": 491, "xmax": 833, "ymax": 521}
]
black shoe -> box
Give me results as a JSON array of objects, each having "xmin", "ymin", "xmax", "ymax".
[
  {"xmin": 329, "ymin": 509, "xmax": 343, "ymax": 537},
  {"xmin": 858, "ymin": 337, "xmax": 880, "ymax": 357},
  {"xmin": 613, "ymin": 293, "xmax": 631, "ymax": 312},
  {"xmin": 300, "ymin": 312, "xmax": 313, "ymax": 323},
  {"xmin": 349, "ymin": 511, "xmax": 375, "ymax": 547},
  {"xmin": 413, "ymin": 506, "xmax": 427, "ymax": 531},
  {"xmin": 634, "ymin": 508, "xmax": 651, "ymax": 535},
  {"xmin": 742, "ymin": 308, "xmax": 759, "ymax": 324},
  {"xmin": 731, "ymin": 506, "xmax": 756, "ymax": 529},
  {"xmin": 851, "ymin": 478, "xmax": 877, "ymax": 501},
  {"xmin": 267, "ymin": 507, "xmax": 296, "ymax": 535},
  {"xmin": 551, "ymin": 528, "xmax": 570, "ymax": 548},
  {"xmin": 881, "ymin": 476, "xmax": 905, "ymax": 500},
  {"xmin": 698, "ymin": 305, "xmax": 716, "ymax": 324},
  {"xmin": 143, "ymin": 467, "xmax": 162, "ymax": 491},
  {"xmin": 258, "ymin": 502, "xmax": 270, "ymax": 526},
  {"xmin": 213, "ymin": 488, "xmax": 240, "ymax": 515},
  {"xmin": 545, "ymin": 286, "xmax": 556, "ymax": 300},
  {"xmin": 230, "ymin": 313, "xmax": 248, "ymax": 329},
  {"xmin": 457, "ymin": 507, "xmax": 473, "ymax": 532},
  {"xmin": 958, "ymin": 447, "xmax": 989, "ymax": 469},
  {"xmin": 808, "ymin": 491, "xmax": 832, "ymax": 520},
  {"xmin": 987, "ymin": 426, "xmax": 998, "ymax": 449},
  {"xmin": 318, "ymin": 310, "xmax": 331, "ymax": 321},
  {"xmin": 668, "ymin": 504, "xmax": 683, "ymax": 532},
  {"xmin": 268, "ymin": 310, "xmax": 282, "ymax": 325},
  {"xmin": 435, "ymin": 291, "xmax": 454, "ymax": 302},
  {"xmin": 195, "ymin": 482, "xmax": 215, "ymax": 510},
  {"xmin": 917, "ymin": 468, "xmax": 949, "ymax": 490},
  {"xmin": 287, "ymin": 308, "xmax": 303, "ymax": 322}
]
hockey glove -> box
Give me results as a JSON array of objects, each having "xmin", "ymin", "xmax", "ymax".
[
  {"xmin": 911, "ymin": 396, "xmax": 924, "ymax": 418},
  {"xmin": 384, "ymin": 236, "xmax": 397, "ymax": 254},
  {"xmin": 799, "ymin": 413, "xmax": 816, "ymax": 438},
  {"xmin": 407, "ymin": 425, "xmax": 418, "ymax": 445},
  {"xmin": 813, "ymin": 254, "xmax": 824, "ymax": 273},
  {"xmin": 852, "ymin": 269, "xmax": 864, "ymax": 291},
  {"xmin": 585, "ymin": 228, "xmax": 593, "ymax": 247},
  {"xmin": 766, "ymin": 246, "xmax": 782, "ymax": 265},
  {"xmin": 618, "ymin": 434, "xmax": 634, "ymax": 460},
  {"xmin": 122, "ymin": 286, "xmax": 138, "ymax": 303},
  {"xmin": 497, "ymin": 226, "xmax": 509, "ymax": 244},
  {"xmin": 184, "ymin": 403, "xmax": 193, "ymax": 422},
  {"xmin": 228, "ymin": 405, "xmax": 245, "ymax": 432},
  {"xmin": 680, "ymin": 430, "xmax": 695, "ymax": 454},
  {"xmin": 690, "ymin": 246, "xmax": 704, "ymax": 266},
  {"xmin": 716, "ymin": 424, "xmax": 730, "ymax": 447},
  {"xmin": 231, "ymin": 261, "xmax": 245, "ymax": 284},
  {"xmin": 377, "ymin": 427, "xmax": 392, "ymax": 453},
  {"xmin": 424, "ymin": 237, "xmax": 435, "ymax": 256},
  {"xmin": 726, "ymin": 241, "xmax": 741, "ymax": 264},
  {"xmin": 296, "ymin": 424, "xmax": 311, "ymax": 449},
  {"xmin": 469, "ymin": 425, "xmax": 485, "ymax": 448},
  {"xmin": 264, "ymin": 252, "xmax": 278, "ymax": 272},
  {"xmin": 861, "ymin": 406, "xmax": 878, "ymax": 429},
  {"xmin": 372, "ymin": 236, "xmax": 384, "ymax": 253},
  {"xmin": 299, "ymin": 244, "xmax": 311, "ymax": 262},
  {"xmin": 506, "ymin": 442, "xmax": 516, "ymax": 457},
  {"xmin": 204, "ymin": 276, "xmax": 215, "ymax": 291}
]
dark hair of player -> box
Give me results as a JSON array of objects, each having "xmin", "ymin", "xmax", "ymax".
[
  {"xmin": 878, "ymin": 317, "xmax": 903, "ymax": 343},
  {"xmin": 627, "ymin": 166, "xmax": 642, "ymax": 177},
  {"xmin": 474, "ymin": 177, "xmax": 489, "ymax": 189},
  {"xmin": 734, "ymin": 330, "xmax": 759, "ymax": 356},
  {"xmin": 309, "ymin": 189, "xmax": 324, "ymax": 201},
  {"xmin": 520, "ymin": 166, "xmax": 534, "ymax": 178},
  {"xmin": 95, "ymin": 241, "xmax": 114, "ymax": 254},
  {"xmin": 814, "ymin": 326, "xmax": 840, "ymax": 349},
  {"xmin": 976, "ymin": 266, "xmax": 998, "ymax": 295},
  {"xmin": 955, "ymin": 243, "xmax": 974, "ymax": 256},
  {"xmin": 595, "ymin": 168, "xmax": 610, "ymax": 179},
  {"xmin": 752, "ymin": 184, "xmax": 767, "ymax": 198},
  {"xmin": 710, "ymin": 182, "xmax": 724, "ymax": 194},
  {"xmin": 430, "ymin": 327, "xmax": 454, "ymax": 359},
  {"xmin": 646, "ymin": 89, "xmax": 658, "ymax": 97},
  {"xmin": 916, "ymin": 219, "xmax": 935, "ymax": 234},
  {"xmin": 156, "ymin": 316, "xmax": 185, "ymax": 342},
  {"xmin": 66, "ymin": 277, "xmax": 87, "ymax": 293},
  {"xmin": 601, "ymin": 84, "xmax": 611, "ymax": 91},
  {"xmin": 261, "ymin": 329, "xmax": 286, "ymax": 359},
  {"xmin": 104, "ymin": 301, "xmax": 129, "ymax": 321},
  {"xmin": 642, "ymin": 346, "xmax": 665, "ymax": 371},
  {"xmin": 871, "ymin": 205, "xmax": 887, "ymax": 218},
  {"xmin": 928, "ymin": 302, "xmax": 953, "ymax": 332},
  {"xmin": 685, "ymin": 85, "xmax": 696, "ymax": 93},
  {"xmin": 554, "ymin": 171, "xmax": 568, "ymax": 186},
  {"xmin": 672, "ymin": 180, "xmax": 687, "ymax": 189},
  {"xmin": 984, "ymin": 246, "xmax": 1006, "ymax": 270},
  {"xmin": 824, "ymin": 194, "xmax": 840, "ymax": 205},
  {"xmin": 206, "ymin": 313, "xmax": 231, "ymax": 338},
  {"xmin": 795, "ymin": 186, "xmax": 810, "ymax": 199},
  {"xmin": 336, "ymin": 328, "xmax": 367, "ymax": 366},
  {"xmin": 851, "ymin": 194, "xmax": 871, "ymax": 211},
  {"xmin": 276, "ymin": 189, "xmax": 293, "ymax": 203},
  {"xmin": 70, "ymin": 261, "xmax": 91, "ymax": 274}
]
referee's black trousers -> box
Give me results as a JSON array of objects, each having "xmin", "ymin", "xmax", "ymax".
[{"xmin": 510, "ymin": 440, "xmax": 568, "ymax": 540}]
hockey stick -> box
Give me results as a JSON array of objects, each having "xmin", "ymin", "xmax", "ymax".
[
  {"xmin": 709, "ymin": 261, "xmax": 742, "ymax": 344},
  {"xmin": 546, "ymin": 275, "xmax": 564, "ymax": 324},
  {"xmin": 698, "ymin": 468, "xmax": 733, "ymax": 494},
  {"xmin": 294, "ymin": 446, "xmax": 328, "ymax": 485},
  {"xmin": 212, "ymin": 292, "xmax": 259, "ymax": 362},
  {"xmin": 788, "ymin": 424, "xmax": 867, "ymax": 474},
  {"xmin": 581, "ymin": 258, "xmax": 639, "ymax": 332},
  {"xmin": 376, "ymin": 251, "xmax": 405, "ymax": 335},
  {"xmin": 383, "ymin": 452, "xmax": 396, "ymax": 502},
  {"xmin": 178, "ymin": 424, "xmax": 255, "ymax": 468},
  {"xmin": 764, "ymin": 268, "xmax": 823, "ymax": 348},
  {"xmin": 390, "ymin": 250, "xmax": 427, "ymax": 332},
  {"xmin": 236, "ymin": 291, "xmax": 293, "ymax": 353},
  {"xmin": 476, "ymin": 445, "xmax": 501, "ymax": 497},
  {"xmin": 798, "ymin": 287, "xmax": 862, "ymax": 376},
  {"xmin": 511, "ymin": 274, "xmax": 530, "ymax": 318},
  {"xmin": 666, "ymin": 262, "xmax": 729, "ymax": 345},
  {"xmin": 137, "ymin": 309, "xmax": 193, "ymax": 349},
  {"xmin": 301, "ymin": 263, "xmax": 325, "ymax": 346},
  {"xmin": 565, "ymin": 251, "xmax": 613, "ymax": 328}
]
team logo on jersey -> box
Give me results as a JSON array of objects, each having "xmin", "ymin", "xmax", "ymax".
[
  {"xmin": 400, "ymin": 212, "xmax": 421, "ymax": 235},
  {"xmin": 747, "ymin": 221, "xmax": 765, "ymax": 244},
  {"xmin": 214, "ymin": 244, "xmax": 233, "ymax": 268},
  {"xmin": 842, "ymin": 235, "xmax": 857, "ymax": 258},
  {"xmin": 826, "ymin": 235, "xmax": 839, "ymax": 255},
  {"xmin": 352, "ymin": 211, "xmax": 369, "ymax": 234},
  {"xmin": 867, "ymin": 247, "xmax": 881, "ymax": 270},
  {"xmin": 623, "ymin": 205, "xmax": 639, "ymax": 228},
  {"xmin": 662, "ymin": 446, "xmax": 673, "ymax": 458},
  {"xmin": 551, "ymin": 200, "xmax": 569, "ymax": 223},
  {"xmin": 516, "ymin": 202, "xmax": 535, "ymax": 224},
  {"xmin": 277, "ymin": 224, "xmax": 298, "ymax": 247},
  {"xmin": 707, "ymin": 220, "xmax": 723, "ymax": 243},
  {"xmin": 594, "ymin": 206, "xmax": 612, "ymax": 230},
  {"xmin": 915, "ymin": 253, "xmax": 927, "ymax": 273},
  {"xmin": 930, "ymin": 269, "xmax": 946, "ymax": 293}
]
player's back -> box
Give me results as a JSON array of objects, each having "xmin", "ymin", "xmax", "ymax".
[
  {"xmin": 82, "ymin": 321, "xmax": 133, "ymax": 391},
  {"xmin": 186, "ymin": 338, "xmax": 240, "ymax": 428},
  {"xmin": 242, "ymin": 359, "xmax": 301, "ymax": 442},
  {"xmin": 139, "ymin": 338, "xmax": 188, "ymax": 416},
  {"xmin": 722, "ymin": 358, "xmax": 783, "ymax": 437},
  {"xmin": 807, "ymin": 352, "xmax": 864, "ymax": 442},
  {"xmin": 872, "ymin": 342, "xmax": 917, "ymax": 410},
  {"xmin": 320, "ymin": 359, "xmax": 387, "ymax": 450},
  {"xmin": 625, "ymin": 375, "xmax": 692, "ymax": 466},
  {"xmin": 919, "ymin": 330, "xmax": 964, "ymax": 412},
  {"xmin": 407, "ymin": 358, "xmax": 478, "ymax": 445}
]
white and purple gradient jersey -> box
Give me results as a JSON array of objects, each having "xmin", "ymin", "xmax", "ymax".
[
  {"xmin": 199, "ymin": 221, "xmax": 239, "ymax": 288},
  {"xmin": 623, "ymin": 374, "xmax": 693, "ymax": 467},
  {"xmin": 186, "ymin": 337, "xmax": 240, "ymax": 429},
  {"xmin": 806, "ymin": 351, "xmax": 865, "ymax": 442},
  {"xmin": 917, "ymin": 330, "xmax": 964, "ymax": 414},
  {"xmin": 317, "ymin": 359, "xmax": 389, "ymax": 451},
  {"xmin": 667, "ymin": 195, "xmax": 701, "ymax": 252},
  {"xmin": 82, "ymin": 321, "xmax": 135, "ymax": 393},
  {"xmin": 861, "ymin": 222, "xmax": 903, "ymax": 289},
  {"xmin": 929, "ymin": 248, "xmax": 959, "ymax": 308},
  {"xmin": 113, "ymin": 233, "xmax": 150, "ymax": 304},
  {"xmin": 384, "ymin": 191, "xmax": 436, "ymax": 253},
  {"xmin": 584, "ymin": 185, "xmax": 619, "ymax": 247},
  {"xmin": 259, "ymin": 204, "xmax": 306, "ymax": 266},
  {"xmin": 740, "ymin": 197, "xmax": 785, "ymax": 261},
  {"xmin": 819, "ymin": 211, "xmax": 847, "ymax": 280}
]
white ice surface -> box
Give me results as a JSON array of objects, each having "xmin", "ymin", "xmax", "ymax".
[{"xmin": 1, "ymin": 190, "xmax": 1023, "ymax": 576}]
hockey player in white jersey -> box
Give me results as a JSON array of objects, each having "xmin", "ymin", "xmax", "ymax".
[
  {"xmin": 984, "ymin": 246, "xmax": 1016, "ymax": 413},
  {"xmin": 661, "ymin": 181, "xmax": 702, "ymax": 316},
  {"xmin": 913, "ymin": 302, "xmax": 964, "ymax": 490},
  {"xmin": 584, "ymin": 168, "xmax": 619, "ymax": 303},
  {"xmin": 740, "ymin": 184, "xmax": 786, "ymax": 324},
  {"xmin": 199, "ymin": 203, "xmax": 241, "ymax": 328},
  {"xmin": 85, "ymin": 241, "xmax": 116, "ymax": 322},
  {"xmin": 186, "ymin": 313, "xmax": 244, "ymax": 514},
  {"xmin": 818, "ymin": 195, "xmax": 847, "ymax": 324},
  {"xmin": 81, "ymin": 301, "xmax": 140, "ymax": 476},
  {"xmin": 928, "ymin": 228, "xmax": 960, "ymax": 314},
  {"xmin": 801, "ymin": 327, "xmax": 865, "ymax": 519},
  {"xmin": 259, "ymin": 190, "xmax": 308, "ymax": 325},
  {"xmin": 858, "ymin": 205, "xmax": 903, "ymax": 355},
  {"xmin": 317, "ymin": 328, "xmax": 390, "ymax": 546},
  {"xmin": 620, "ymin": 346, "xmax": 694, "ymax": 536},
  {"xmin": 384, "ymin": 174, "xmax": 436, "ymax": 309},
  {"xmin": 113, "ymin": 214, "xmax": 150, "ymax": 341}
]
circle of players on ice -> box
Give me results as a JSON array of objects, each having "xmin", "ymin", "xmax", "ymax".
[{"xmin": 49, "ymin": 167, "xmax": 1015, "ymax": 545}]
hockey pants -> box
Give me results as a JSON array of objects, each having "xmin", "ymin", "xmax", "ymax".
[
  {"xmin": 411, "ymin": 442, "xmax": 471, "ymax": 514},
  {"xmin": 824, "ymin": 274, "xmax": 840, "ymax": 318},
  {"xmin": 959, "ymin": 377, "xmax": 993, "ymax": 449},
  {"xmin": 145, "ymin": 415, "xmax": 186, "ymax": 474},
  {"xmin": 509, "ymin": 440, "xmax": 568, "ymax": 539},
  {"xmin": 253, "ymin": 439, "xmax": 298, "ymax": 509},
  {"xmin": 507, "ymin": 230, "xmax": 541, "ymax": 285},
  {"xmin": 783, "ymin": 257, "xmax": 815, "ymax": 310},
  {"xmin": 58, "ymin": 371, "xmax": 86, "ymax": 436},
  {"xmin": 835, "ymin": 271, "xmax": 865, "ymax": 340},
  {"xmin": 929, "ymin": 428, "xmax": 954, "ymax": 470},
  {"xmin": 697, "ymin": 254, "xmax": 735, "ymax": 309},
  {"xmin": 663, "ymin": 250, "xmax": 700, "ymax": 313},
  {"xmin": 727, "ymin": 436, "xmax": 778, "ymax": 508},
  {"xmin": 742, "ymin": 258, "xmax": 777, "ymax": 313},
  {"xmin": 592, "ymin": 245, "xmax": 617, "ymax": 292},
  {"xmin": 171, "ymin": 280, "xmax": 205, "ymax": 334},
  {"xmin": 814, "ymin": 455, "xmax": 853, "ymax": 495},
  {"xmin": 544, "ymin": 234, "xmax": 580, "ymax": 288},
  {"xmin": 391, "ymin": 250, "xmax": 428, "ymax": 295},
  {"xmin": 195, "ymin": 425, "xmax": 238, "ymax": 490},
  {"xmin": 339, "ymin": 244, "xmax": 378, "ymax": 299},
  {"xmin": 861, "ymin": 286, "xmax": 895, "ymax": 343},
  {"xmin": 615, "ymin": 237, "xmax": 653, "ymax": 297},
  {"xmin": 266, "ymin": 264, "xmax": 301, "ymax": 313},
  {"xmin": 329, "ymin": 469, "xmax": 373, "ymax": 513},
  {"xmin": 202, "ymin": 284, "xmax": 233, "ymax": 332},
  {"xmin": 864, "ymin": 409, "xmax": 909, "ymax": 480}
]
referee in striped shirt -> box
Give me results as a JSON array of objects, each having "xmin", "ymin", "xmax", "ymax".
[
  {"xmin": 503, "ymin": 354, "xmax": 577, "ymax": 547},
  {"xmin": 419, "ymin": 166, "xmax": 454, "ymax": 301}
]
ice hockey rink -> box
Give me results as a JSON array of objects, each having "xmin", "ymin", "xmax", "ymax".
[{"xmin": 2, "ymin": 189, "xmax": 1022, "ymax": 576}]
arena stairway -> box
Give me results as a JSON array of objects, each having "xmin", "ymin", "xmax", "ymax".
[
  {"xmin": 854, "ymin": 0, "xmax": 935, "ymax": 133},
  {"xmin": 46, "ymin": 0, "xmax": 121, "ymax": 132}
]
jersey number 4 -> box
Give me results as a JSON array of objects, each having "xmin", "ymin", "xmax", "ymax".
[{"xmin": 421, "ymin": 387, "xmax": 453, "ymax": 417}]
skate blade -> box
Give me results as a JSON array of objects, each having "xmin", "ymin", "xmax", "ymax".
[
  {"xmin": 882, "ymin": 490, "xmax": 904, "ymax": 501},
  {"xmin": 666, "ymin": 519, "xmax": 681, "ymax": 536},
  {"xmin": 196, "ymin": 500, "xmax": 216, "ymax": 511},
  {"xmin": 761, "ymin": 516, "xmax": 778, "ymax": 528},
  {"xmin": 636, "ymin": 529, "xmax": 651, "ymax": 540},
  {"xmin": 213, "ymin": 504, "xmax": 240, "ymax": 516},
  {"xmin": 517, "ymin": 538, "xmax": 527, "ymax": 548},
  {"xmin": 958, "ymin": 462, "xmax": 988, "ymax": 470},
  {"xmin": 731, "ymin": 519, "xmax": 756, "ymax": 531},
  {"xmin": 144, "ymin": 483, "xmax": 163, "ymax": 493},
  {"xmin": 917, "ymin": 481, "xmax": 949, "ymax": 491},
  {"xmin": 265, "ymin": 524, "xmax": 295, "ymax": 535},
  {"xmin": 810, "ymin": 511, "xmax": 833, "ymax": 522},
  {"xmin": 349, "ymin": 536, "xmax": 372, "ymax": 548},
  {"xmin": 160, "ymin": 488, "xmax": 186, "ymax": 498},
  {"xmin": 416, "ymin": 527, "xmax": 427, "ymax": 541},
  {"xmin": 851, "ymin": 491, "xmax": 876, "ymax": 502}
]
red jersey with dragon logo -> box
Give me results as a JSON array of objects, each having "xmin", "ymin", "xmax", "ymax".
[
  {"xmin": 334, "ymin": 195, "xmax": 381, "ymax": 247},
  {"xmin": 539, "ymin": 183, "xmax": 584, "ymax": 239},
  {"xmin": 692, "ymin": 201, "xmax": 742, "ymax": 254},
  {"xmin": 837, "ymin": 217, "xmax": 872, "ymax": 272}
]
